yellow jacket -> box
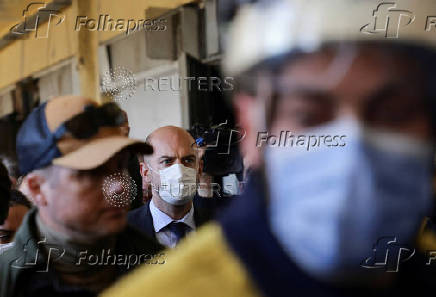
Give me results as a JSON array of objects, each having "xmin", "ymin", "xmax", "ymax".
[{"xmin": 101, "ymin": 223, "xmax": 263, "ymax": 297}]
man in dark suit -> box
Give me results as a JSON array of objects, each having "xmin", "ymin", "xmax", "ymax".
[{"xmin": 128, "ymin": 126, "xmax": 217, "ymax": 248}]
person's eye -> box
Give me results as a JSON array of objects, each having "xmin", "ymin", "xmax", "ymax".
[
  {"xmin": 275, "ymin": 95, "xmax": 335, "ymax": 129},
  {"xmin": 0, "ymin": 234, "xmax": 12, "ymax": 244},
  {"xmin": 161, "ymin": 159, "xmax": 172, "ymax": 165},
  {"xmin": 364, "ymin": 90, "xmax": 426, "ymax": 129}
]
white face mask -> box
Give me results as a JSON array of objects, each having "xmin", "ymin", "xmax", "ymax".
[
  {"xmin": 150, "ymin": 164, "xmax": 198, "ymax": 206},
  {"xmin": 0, "ymin": 242, "xmax": 14, "ymax": 255}
]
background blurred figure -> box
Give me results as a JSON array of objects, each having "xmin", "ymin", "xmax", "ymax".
[
  {"xmin": 189, "ymin": 145, "xmax": 223, "ymax": 199},
  {"xmin": 0, "ymin": 190, "xmax": 31, "ymax": 254},
  {"xmin": 119, "ymin": 109, "xmax": 143, "ymax": 210},
  {"xmin": 138, "ymin": 154, "xmax": 153, "ymax": 203},
  {"xmin": 189, "ymin": 122, "xmax": 245, "ymax": 199},
  {"xmin": 119, "ymin": 110, "xmax": 131, "ymax": 137},
  {"xmin": 0, "ymin": 162, "xmax": 11, "ymax": 226},
  {"xmin": 102, "ymin": 0, "xmax": 436, "ymax": 296},
  {"xmin": 129, "ymin": 126, "xmax": 217, "ymax": 248},
  {"xmin": 0, "ymin": 156, "xmax": 20, "ymax": 189},
  {"xmin": 0, "ymin": 96, "xmax": 163, "ymax": 297}
]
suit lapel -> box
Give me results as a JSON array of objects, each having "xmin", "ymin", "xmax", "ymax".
[{"xmin": 142, "ymin": 201, "xmax": 157, "ymax": 239}]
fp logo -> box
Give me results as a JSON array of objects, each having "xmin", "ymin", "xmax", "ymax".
[
  {"xmin": 10, "ymin": 2, "xmax": 65, "ymax": 39},
  {"xmin": 360, "ymin": 2, "xmax": 414, "ymax": 38},
  {"xmin": 11, "ymin": 237, "xmax": 65, "ymax": 272},
  {"xmin": 361, "ymin": 237, "xmax": 415, "ymax": 272},
  {"xmin": 194, "ymin": 120, "xmax": 246, "ymax": 155}
]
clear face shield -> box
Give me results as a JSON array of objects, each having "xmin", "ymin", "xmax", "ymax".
[{"xmin": 250, "ymin": 43, "xmax": 436, "ymax": 282}]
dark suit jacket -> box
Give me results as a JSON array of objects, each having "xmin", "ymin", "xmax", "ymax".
[{"xmin": 127, "ymin": 195, "xmax": 219, "ymax": 239}]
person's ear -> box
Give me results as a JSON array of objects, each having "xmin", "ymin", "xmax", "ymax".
[
  {"xmin": 24, "ymin": 173, "xmax": 47, "ymax": 207},
  {"xmin": 141, "ymin": 162, "xmax": 153, "ymax": 184},
  {"xmin": 139, "ymin": 162, "xmax": 147, "ymax": 177}
]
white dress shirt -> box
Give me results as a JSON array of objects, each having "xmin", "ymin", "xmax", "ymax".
[{"xmin": 149, "ymin": 199, "xmax": 196, "ymax": 248}]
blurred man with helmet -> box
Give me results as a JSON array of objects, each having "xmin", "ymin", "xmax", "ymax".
[{"xmin": 102, "ymin": 0, "xmax": 436, "ymax": 296}]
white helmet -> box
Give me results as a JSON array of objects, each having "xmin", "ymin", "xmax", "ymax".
[{"xmin": 223, "ymin": 0, "xmax": 436, "ymax": 75}]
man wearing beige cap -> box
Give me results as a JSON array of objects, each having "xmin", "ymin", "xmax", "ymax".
[{"xmin": 0, "ymin": 96, "xmax": 164, "ymax": 297}]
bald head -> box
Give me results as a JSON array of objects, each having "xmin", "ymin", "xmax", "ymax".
[
  {"xmin": 141, "ymin": 126, "xmax": 200, "ymax": 214},
  {"xmin": 145, "ymin": 126, "xmax": 197, "ymax": 168}
]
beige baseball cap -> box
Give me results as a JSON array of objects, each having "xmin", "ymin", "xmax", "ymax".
[{"xmin": 16, "ymin": 95, "xmax": 152, "ymax": 174}]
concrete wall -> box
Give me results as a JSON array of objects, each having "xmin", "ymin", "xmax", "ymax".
[{"xmin": 0, "ymin": 0, "xmax": 199, "ymax": 90}]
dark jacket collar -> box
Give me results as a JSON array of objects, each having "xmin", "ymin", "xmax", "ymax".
[
  {"xmin": 128, "ymin": 195, "xmax": 217, "ymax": 239},
  {"xmin": 8, "ymin": 208, "xmax": 47, "ymax": 269},
  {"xmin": 128, "ymin": 201, "xmax": 156, "ymax": 239}
]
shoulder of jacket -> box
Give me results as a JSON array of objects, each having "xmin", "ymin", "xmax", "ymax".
[
  {"xmin": 118, "ymin": 223, "xmax": 164, "ymax": 252},
  {"xmin": 128, "ymin": 203, "xmax": 150, "ymax": 219},
  {"xmin": 0, "ymin": 247, "xmax": 25, "ymax": 297}
]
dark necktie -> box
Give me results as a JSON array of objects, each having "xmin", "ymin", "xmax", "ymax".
[{"xmin": 167, "ymin": 221, "xmax": 188, "ymax": 244}]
